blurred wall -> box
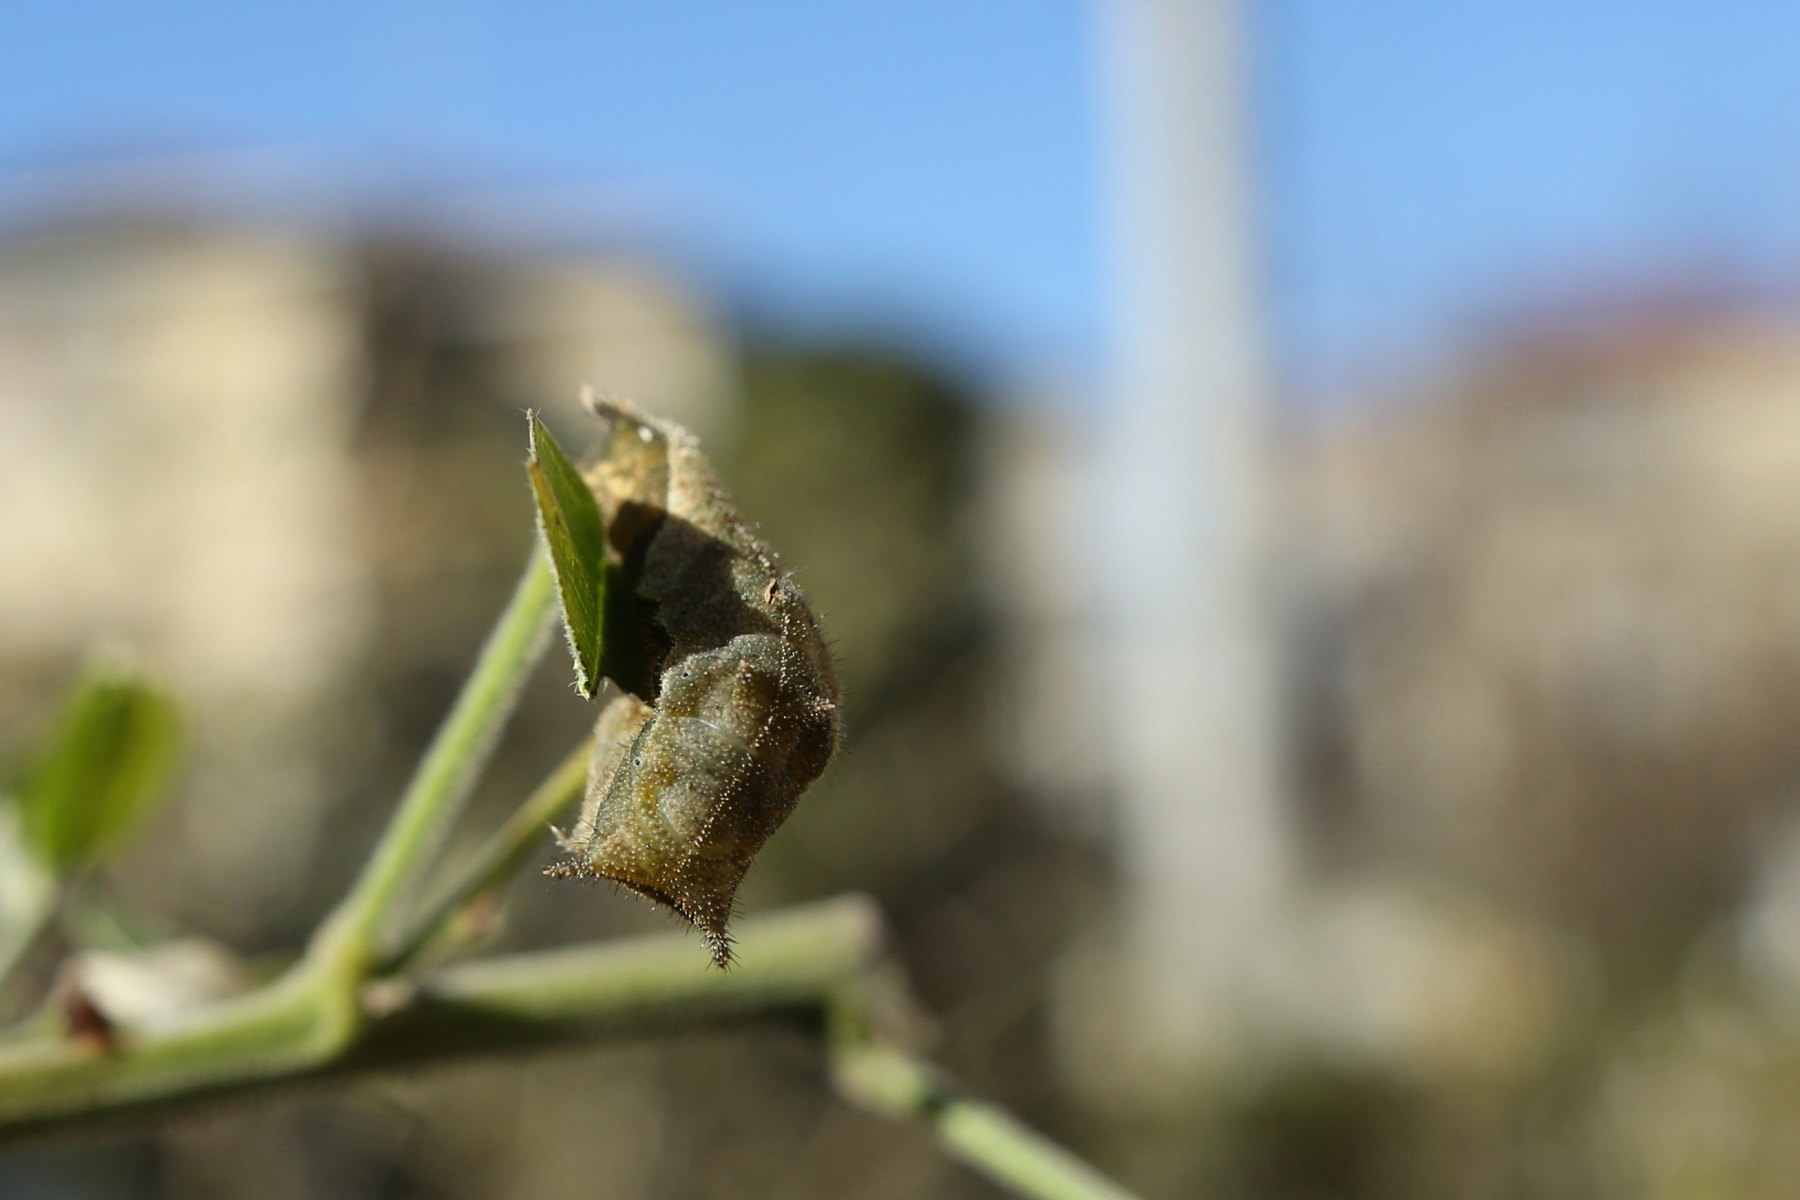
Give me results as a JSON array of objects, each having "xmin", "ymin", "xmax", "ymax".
[
  {"xmin": 12, "ymin": 163, "xmax": 1800, "ymax": 1200},
  {"xmin": 1298, "ymin": 304, "xmax": 1800, "ymax": 966},
  {"xmin": 0, "ymin": 210, "xmax": 732, "ymax": 946},
  {"xmin": 0, "ymin": 188, "xmax": 1113, "ymax": 1200}
]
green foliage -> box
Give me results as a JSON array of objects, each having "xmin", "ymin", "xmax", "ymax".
[
  {"xmin": 527, "ymin": 411, "xmax": 607, "ymax": 699},
  {"xmin": 14, "ymin": 657, "xmax": 181, "ymax": 872}
]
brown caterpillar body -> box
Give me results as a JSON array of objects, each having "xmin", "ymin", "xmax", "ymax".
[{"xmin": 545, "ymin": 399, "xmax": 840, "ymax": 966}]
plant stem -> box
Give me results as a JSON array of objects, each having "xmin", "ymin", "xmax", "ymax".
[
  {"xmin": 0, "ymin": 896, "xmax": 881, "ymax": 1138},
  {"xmin": 310, "ymin": 548, "xmax": 558, "ymax": 979},
  {"xmin": 379, "ymin": 736, "xmax": 591, "ymax": 974},
  {"xmin": 0, "ymin": 895, "xmax": 1145, "ymax": 1200},
  {"xmin": 832, "ymin": 1038, "xmax": 1142, "ymax": 1200},
  {"xmin": 0, "ymin": 542, "xmax": 1148, "ymax": 1200},
  {"xmin": 0, "ymin": 961, "xmax": 341, "ymax": 1131},
  {"xmin": 0, "ymin": 547, "xmax": 562, "ymax": 1134}
]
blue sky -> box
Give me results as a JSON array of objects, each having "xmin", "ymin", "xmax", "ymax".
[
  {"xmin": 1264, "ymin": 0, "xmax": 1800, "ymax": 391},
  {"xmin": 5, "ymin": 1, "xmax": 1800, "ymax": 398}
]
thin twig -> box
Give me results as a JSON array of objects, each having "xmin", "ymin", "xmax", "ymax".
[
  {"xmin": 379, "ymin": 737, "xmax": 591, "ymax": 974},
  {"xmin": 309, "ymin": 548, "xmax": 558, "ymax": 980},
  {"xmin": 832, "ymin": 1035, "xmax": 1142, "ymax": 1200}
]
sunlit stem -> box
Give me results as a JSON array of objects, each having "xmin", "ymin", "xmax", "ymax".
[
  {"xmin": 379, "ymin": 736, "xmax": 591, "ymax": 974},
  {"xmin": 309, "ymin": 547, "xmax": 558, "ymax": 981}
]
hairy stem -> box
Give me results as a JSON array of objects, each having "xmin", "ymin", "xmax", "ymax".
[
  {"xmin": 310, "ymin": 548, "xmax": 558, "ymax": 979},
  {"xmin": 380, "ymin": 736, "xmax": 591, "ymax": 974}
]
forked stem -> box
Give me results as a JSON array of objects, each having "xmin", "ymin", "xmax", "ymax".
[
  {"xmin": 309, "ymin": 548, "xmax": 558, "ymax": 981},
  {"xmin": 380, "ymin": 736, "xmax": 591, "ymax": 974}
]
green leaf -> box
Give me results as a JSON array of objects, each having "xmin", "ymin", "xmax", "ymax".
[
  {"xmin": 17, "ymin": 657, "xmax": 182, "ymax": 871},
  {"xmin": 527, "ymin": 411, "xmax": 607, "ymax": 699},
  {"xmin": 0, "ymin": 803, "xmax": 57, "ymax": 983}
]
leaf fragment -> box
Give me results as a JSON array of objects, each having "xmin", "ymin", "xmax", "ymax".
[
  {"xmin": 17, "ymin": 657, "xmax": 182, "ymax": 871},
  {"xmin": 527, "ymin": 411, "xmax": 608, "ymax": 699}
]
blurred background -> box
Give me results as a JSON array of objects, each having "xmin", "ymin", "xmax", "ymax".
[{"xmin": 5, "ymin": 1, "xmax": 1800, "ymax": 1197}]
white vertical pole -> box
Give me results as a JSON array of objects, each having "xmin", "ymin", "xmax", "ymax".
[{"xmin": 1097, "ymin": 0, "xmax": 1291, "ymax": 1069}]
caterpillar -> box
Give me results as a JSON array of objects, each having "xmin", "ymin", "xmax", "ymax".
[{"xmin": 545, "ymin": 398, "xmax": 841, "ymax": 967}]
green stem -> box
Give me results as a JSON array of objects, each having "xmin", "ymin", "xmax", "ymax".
[
  {"xmin": 310, "ymin": 548, "xmax": 557, "ymax": 978},
  {"xmin": 0, "ymin": 546, "xmax": 562, "ymax": 1131},
  {"xmin": 0, "ymin": 896, "xmax": 881, "ymax": 1138},
  {"xmin": 0, "ymin": 963, "xmax": 340, "ymax": 1130},
  {"xmin": 0, "ymin": 538, "xmax": 1145, "ymax": 1200},
  {"xmin": 0, "ymin": 893, "xmax": 1142, "ymax": 1200},
  {"xmin": 379, "ymin": 737, "xmax": 591, "ymax": 974},
  {"xmin": 833, "ymin": 1037, "xmax": 1142, "ymax": 1200}
]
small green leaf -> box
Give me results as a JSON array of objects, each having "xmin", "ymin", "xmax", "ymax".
[
  {"xmin": 17, "ymin": 657, "xmax": 182, "ymax": 871},
  {"xmin": 527, "ymin": 411, "xmax": 607, "ymax": 699},
  {"xmin": 0, "ymin": 803, "xmax": 57, "ymax": 982}
]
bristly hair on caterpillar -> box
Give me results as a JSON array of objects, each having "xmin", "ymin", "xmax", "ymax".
[{"xmin": 543, "ymin": 397, "xmax": 841, "ymax": 968}]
